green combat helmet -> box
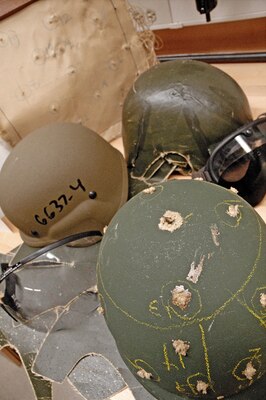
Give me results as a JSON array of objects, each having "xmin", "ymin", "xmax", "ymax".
[
  {"xmin": 122, "ymin": 60, "xmax": 253, "ymax": 197},
  {"xmin": 97, "ymin": 180, "xmax": 266, "ymax": 399}
]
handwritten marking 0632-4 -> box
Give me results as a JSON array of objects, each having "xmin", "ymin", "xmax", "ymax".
[{"xmin": 34, "ymin": 179, "xmax": 86, "ymax": 225}]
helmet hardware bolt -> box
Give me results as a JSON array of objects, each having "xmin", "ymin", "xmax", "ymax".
[
  {"xmin": 89, "ymin": 191, "xmax": 97, "ymax": 199},
  {"xmin": 244, "ymin": 129, "xmax": 253, "ymax": 136},
  {"xmin": 31, "ymin": 230, "xmax": 40, "ymax": 237}
]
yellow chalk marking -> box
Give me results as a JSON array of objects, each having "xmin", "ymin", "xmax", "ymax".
[
  {"xmin": 179, "ymin": 353, "xmax": 186, "ymax": 369},
  {"xmin": 127, "ymin": 358, "xmax": 160, "ymax": 382},
  {"xmin": 214, "ymin": 200, "xmax": 243, "ymax": 228},
  {"xmin": 162, "ymin": 343, "xmax": 179, "ymax": 372},
  {"xmin": 199, "ymin": 323, "xmax": 212, "ymax": 385},
  {"xmin": 184, "ymin": 212, "xmax": 193, "ymax": 221},
  {"xmin": 165, "ymin": 305, "xmax": 173, "ymax": 320},
  {"xmin": 236, "ymin": 295, "xmax": 266, "ymax": 329},
  {"xmin": 163, "ymin": 343, "xmax": 171, "ymax": 371},
  {"xmin": 97, "ymin": 208, "xmax": 263, "ymax": 331},
  {"xmin": 187, "ymin": 373, "xmax": 204, "ymax": 395},
  {"xmin": 251, "ymin": 286, "xmax": 266, "ymax": 317},
  {"xmin": 161, "ymin": 280, "xmax": 202, "ymax": 321},
  {"xmin": 148, "ymin": 300, "xmax": 161, "ymax": 317},
  {"xmin": 175, "ymin": 380, "xmax": 186, "ymax": 393},
  {"xmin": 232, "ymin": 348, "xmax": 262, "ymax": 382}
]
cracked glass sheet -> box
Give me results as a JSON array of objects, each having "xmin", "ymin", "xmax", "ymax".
[{"xmin": 0, "ymin": 248, "xmax": 155, "ymax": 400}]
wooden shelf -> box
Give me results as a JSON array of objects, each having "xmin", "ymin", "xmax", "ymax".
[
  {"xmin": 154, "ymin": 17, "xmax": 266, "ymax": 59},
  {"xmin": 0, "ymin": 0, "xmax": 37, "ymax": 21}
]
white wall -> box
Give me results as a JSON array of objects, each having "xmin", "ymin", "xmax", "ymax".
[
  {"xmin": 129, "ymin": 0, "xmax": 266, "ymax": 29},
  {"xmin": 0, "ymin": 138, "xmax": 11, "ymax": 218}
]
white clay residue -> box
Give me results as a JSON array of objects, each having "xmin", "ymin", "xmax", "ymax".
[
  {"xmin": 88, "ymin": 285, "xmax": 98, "ymax": 294},
  {"xmin": 196, "ymin": 380, "xmax": 209, "ymax": 394},
  {"xmin": 137, "ymin": 368, "xmax": 153, "ymax": 380},
  {"xmin": 242, "ymin": 361, "xmax": 256, "ymax": 380},
  {"xmin": 211, "ymin": 224, "xmax": 220, "ymax": 246},
  {"xmin": 226, "ymin": 204, "xmax": 240, "ymax": 218},
  {"xmin": 172, "ymin": 339, "xmax": 190, "ymax": 356},
  {"xmin": 186, "ymin": 255, "xmax": 206, "ymax": 284},
  {"xmin": 171, "ymin": 285, "xmax": 192, "ymax": 310},
  {"xmin": 97, "ymin": 306, "xmax": 104, "ymax": 315},
  {"xmin": 260, "ymin": 293, "xmax": 266, "ymax": 308},
  {"xmin": 158, "ymin": 210, "xmax": 183, "ymax": 232},
  {"xmin": 143, "ymin": 186, "xmax": 156, "ymax": 194}
]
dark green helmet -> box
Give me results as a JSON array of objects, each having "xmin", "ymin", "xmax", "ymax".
[
  {"xmin": 97, "ymin": 180, "xmax": 266, "ymax": 399},
  {"xmin": 122, "ymin": 60, "xmax": 253, "ymax": 197}
]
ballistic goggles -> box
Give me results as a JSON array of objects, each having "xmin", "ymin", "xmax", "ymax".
[{"xmin": 193, "ymin": 114, "xmax": 266, "ymax": 206}]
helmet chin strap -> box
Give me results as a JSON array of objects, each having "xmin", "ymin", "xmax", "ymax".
[{"xmin": 0, "ymin": 230, "xmax": 102, "ymax": 283}]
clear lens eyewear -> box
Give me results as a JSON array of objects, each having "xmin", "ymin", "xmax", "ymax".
[{"xmin": 0, "ymin": 231, "xmax": 102, "ymax": 324}]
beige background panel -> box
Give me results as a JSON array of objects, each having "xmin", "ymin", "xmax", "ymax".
[{"xmin": 0, "ymin": 0, "xmax": 155, "ymax": 146}]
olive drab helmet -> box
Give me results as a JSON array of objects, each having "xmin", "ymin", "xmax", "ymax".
[
  {"xmin": 0, "ymin": 123, "xmax": 128, "ymax": 247},
  {"xmin": 97, "ymin": 180, "xmax": 266, "ymax": 400},
  {"xmin": 122, "ymin": 60, "xmax": 253, "ymax": 197}
]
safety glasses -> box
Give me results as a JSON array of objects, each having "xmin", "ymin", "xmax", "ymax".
[
  {"xmin": 0, "ymin": 230, "xmax": 102, "ymax": 283},
  {"xmin": 0, "ymin": 231, "xmax": 102, "ymax": 324}
]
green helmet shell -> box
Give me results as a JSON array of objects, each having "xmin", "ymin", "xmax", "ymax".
[
  {"xmin": 122, "ymin": 60, "xmax": 253, "ymax": 197},
  {"xmin": 97, "ymin": 180, "xmax": 266, "ymax": 399}
]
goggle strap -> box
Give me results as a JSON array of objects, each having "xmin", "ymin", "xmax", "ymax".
[{"xmin": 192, "ymin": 168, "xmax": 213, "ymax": 182}]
